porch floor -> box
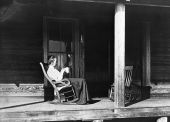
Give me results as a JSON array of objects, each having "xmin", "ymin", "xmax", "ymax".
[
  {"xmin": 0, "ymin": 97, "xmax": 114, "ymax": 111},
  {"xmin": 1, "ymin": 97, "xmax": 170, "ymax": 121}
]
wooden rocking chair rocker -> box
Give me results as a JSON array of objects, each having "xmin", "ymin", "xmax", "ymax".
[{"xmin": 40, "ymin": 62, "xmax": 77, "ymax": 103}]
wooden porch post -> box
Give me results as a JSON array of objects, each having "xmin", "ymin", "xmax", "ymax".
[
  {"xmin": 157, "ymin": 117, "xmax": 168, "ymax": 122},
  {"xmin": 43, "ymin": 16, "xmax": 48, "ymax": 87},
  {"xmin": 142, "ymin": 22, "xmax": 151, "ymax": 86},
  {"xmin": 114, "ymin": 1, "xmax": 125, "ymax": 107}
]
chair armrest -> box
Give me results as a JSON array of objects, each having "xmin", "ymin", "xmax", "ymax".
[
  {"xmin": 60, "ymin": 78, "xmax": 71, "ymax": 86},
  {"xmin": 48, "ymin": 81, "xmax": 58, "ymax": 90},
  {"xmin": 55, "ymin": 82, "xmax": 65, "ymax": 87}
]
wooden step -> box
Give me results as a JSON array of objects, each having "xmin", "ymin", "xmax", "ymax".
[{"xmin": 151, "ymin": 87, "xmax": 170, "ymax": 98}]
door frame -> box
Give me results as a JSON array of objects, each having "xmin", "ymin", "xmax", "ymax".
[{"xmin": 43, "ymin": 16, "xmax": 85, "ymax": 86}]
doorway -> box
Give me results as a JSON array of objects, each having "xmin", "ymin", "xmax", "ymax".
[{"xmin": 43, "ymin": 17, "xmax": 84, "ymax": 80}]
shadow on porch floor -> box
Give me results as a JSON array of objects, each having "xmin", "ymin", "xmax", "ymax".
[
  {"xmin": 2, "ymin": 96, "xmax": 170, "ymax": 111},
  {"xmin": 0, "ymin": 97, "xmax": 115, "ymax": 112},
  {"xmin": 1, "ymin": 97, "xmax": 170, "ymax": 121}
]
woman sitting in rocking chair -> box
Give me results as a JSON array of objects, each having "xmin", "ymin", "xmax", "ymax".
[{"xmin": 47, "ymin": 55, "xmax": 90, "ymax": 105}]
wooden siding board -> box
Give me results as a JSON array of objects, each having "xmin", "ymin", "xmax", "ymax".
[
  {"xmin": 151, "ymin": 19, "xmax": 170, "ymax": 84},
  {"xmin": 0, "ymin": 23, "xmax": 43, "ymax": 83}
]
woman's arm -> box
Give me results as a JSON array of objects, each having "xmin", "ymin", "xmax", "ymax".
[
  {"xmin": 53, "ymin": 80, "xmax": 65, "ymax": 85},
  {"xmin": 54, "ymin": 79, "xmax": 70, "ymax": 86},
  {"xmin": 60, "ymin": 67, "xmax": 69, "ymax": 78},
  {"xmin": 60, "ymin": 68, "xmax": 66, "ymax": 78},
  {"xmin": 61, "ymin": 78, "xmax": 70, "ymax": 86}
]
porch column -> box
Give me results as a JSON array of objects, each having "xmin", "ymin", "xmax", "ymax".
[
  {"xmin": 43, "ymin": 16, "xmax": 48, "ymax": 86},
  {"xmin": 114, "ymin": 1, "xmax": 125, "ymax": 107},
  {"xmin": 142, "ymin": 22, "xmax": 151, "ymax": 86},
  {"xmin": 157, "ymin": 117, "xmax": 168, "ymax": 122}
]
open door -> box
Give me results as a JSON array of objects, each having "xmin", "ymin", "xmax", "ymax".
[{"xmin": 43, "ymin": 17, "xmax": 85, "ymax": 87}]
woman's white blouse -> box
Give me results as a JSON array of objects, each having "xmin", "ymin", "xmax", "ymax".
[{"xmin": 47, "ymin": 65, "xmax": 63, "ymax": 82}]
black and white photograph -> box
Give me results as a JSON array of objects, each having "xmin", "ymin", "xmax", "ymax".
[{"xmin": 0, "ymin": 0, "xmax": 170, "ymax": 122}]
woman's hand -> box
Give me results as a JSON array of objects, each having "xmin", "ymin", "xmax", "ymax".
[{"xmin": 64, "ymin": 67, "xmax": 69, "ymax": 73}]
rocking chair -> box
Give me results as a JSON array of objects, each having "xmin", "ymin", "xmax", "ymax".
[
  {"xmin": 109, "ymin": 66, "xmax": 140, "ymax": 104},
  {"xmin": 40, "ymin": 62, "xmax": 77, "ymax": 103}
]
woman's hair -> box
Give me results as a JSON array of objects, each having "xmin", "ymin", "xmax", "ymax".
[{"xmin": 48, "ymin": 55, "xmax": 56, "ymax": 65}]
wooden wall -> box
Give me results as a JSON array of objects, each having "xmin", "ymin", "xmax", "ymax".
[
  {"xmin": 0, "ymin": 22, "xmax": 43, "ymax": 83},
  {"xmin": 0, "ymin": 1, "xmax": 144, "ymax": 97},
  {"xmin": 151, "ymin": 18, "xmax": 170, "ymax": 84},
  {"xmin": 126, "ymin": 5, "xmax": 170, "ymax": 86},
  {"xmin": 0, "ymin": 1, "xmax": 114, "ymax": 97}
]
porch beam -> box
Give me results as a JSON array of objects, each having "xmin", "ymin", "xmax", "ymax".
[
  {"xmin": 114, "ymin": 1, "xmax": 125, "ymax": 107},
  {"xmin": 65, "ymin": 0, "xmax": 170, "ymax": 7},
  {"xmin": 142, "ymin": 22, "xmax": 151, "ymax": 86}
]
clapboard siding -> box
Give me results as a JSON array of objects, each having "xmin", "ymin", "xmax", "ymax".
[
  {"xmin": 0, "ymin": 23, "xmax": 43, "ymax": 83},
  {"xmin": 152, "ymin": 67, "xmax": 170, "ymax": 79},
  {"xmin": 151, "ymin": 21, "xmax": 170, "ymax": 83}
]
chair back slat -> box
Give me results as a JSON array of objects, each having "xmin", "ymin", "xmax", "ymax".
[
  {"xmin": 125, "ymin": 66, "xmax": 133, "ymax": 87},
  {"xmin": 40, "ymin": 62, "xmax": 56, "ymax": 88}
]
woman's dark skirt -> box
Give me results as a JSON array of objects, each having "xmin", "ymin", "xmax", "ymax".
[{"xmin": 68, "ymin": 78, "xmax": 90, "ymax": 105}]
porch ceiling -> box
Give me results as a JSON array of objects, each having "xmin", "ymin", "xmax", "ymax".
[
  {"xmin": 65, "ymin": 0, "xmax": 170, "ymax": 7},
  {"xmin": 1, "ymin": 0, "xmax": 170, "ymax": 31}
]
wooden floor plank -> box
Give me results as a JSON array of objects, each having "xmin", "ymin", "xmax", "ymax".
[{"xmin": 1, "ymin": 97, "xmax": 170, "ymax": 121}]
